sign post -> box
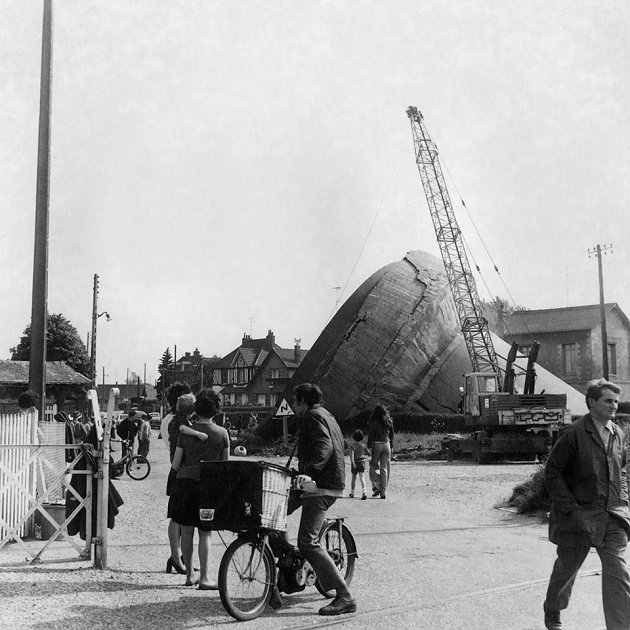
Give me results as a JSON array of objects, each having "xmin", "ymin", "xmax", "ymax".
[{"xmin": 274, "ymin": 399, "xmax": 294, "ymax": 445}]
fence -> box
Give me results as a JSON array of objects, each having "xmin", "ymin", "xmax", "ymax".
[
  {"xmin": 0, "ymin": 412, "xmax": 38, "ymax": 538},
  {"xmin": 0, "ymin": 411, "xmax": 94, "ymax": 565}
]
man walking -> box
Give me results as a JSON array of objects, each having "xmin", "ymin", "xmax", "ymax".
[
  {"xmin": 291, "ymin": 383, "xmax": 356, "ymax": 616},
  {"xmin": 543, "ymin": 378, "xmax": 630, "ymax": 630}
]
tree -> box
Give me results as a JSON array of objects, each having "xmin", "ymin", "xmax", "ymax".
[
  {"xmin": 156, "ymin": 347, "xmax": 174, "ymax": 396},
  {"xmin": 480, "ymin": 296, "xmax": 526, "ymax": 336},
  {"xmin": 10, "ymin": 313, "xmax": 89, "ymax": 376}
]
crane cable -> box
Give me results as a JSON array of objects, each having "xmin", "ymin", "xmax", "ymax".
[
  {"xmin": 325, "ymin": 161, "xmax": 397, "ymax": 324},
  {"xmin": 439, "ymin": 157, "xmax": 536, "ymax": 343}
]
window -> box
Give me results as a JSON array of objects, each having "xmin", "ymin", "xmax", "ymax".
[
  {"xmin": 562, "ymin": 343, "xmax": 577, "ymax": 375},
  {"xmin": 271, "ymin": 368, "xmax": 281, "ymax": 379},
  {"xmin": 478, "ymin": 376, "xmax": 497, "ymax": 393},
  {"xmin": 608, "ymin": 343, "xmax": 617, "ymax": 375}
]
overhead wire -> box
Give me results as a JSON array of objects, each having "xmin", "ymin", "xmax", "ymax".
[
  {"xmin": 325, "ymin": 161, "xmax": 397, "ymax": 324},
  {"xmin": 440, "ymin": 158, "xmax": 535, "ymax": 342}
]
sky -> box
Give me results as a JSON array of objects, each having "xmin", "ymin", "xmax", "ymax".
[{"xmin": 1, "ymin": 0, "xmax": 629, "ymax": 386}]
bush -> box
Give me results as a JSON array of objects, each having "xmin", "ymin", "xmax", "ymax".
[
  {"xmin": 506, "ymin": 465, "xmax": 550, "ymax": 514},
  {"xmin": 342, "ymin": 412, "xmax": 466, "ymax": 435}
]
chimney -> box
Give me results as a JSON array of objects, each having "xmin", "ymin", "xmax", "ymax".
[
  {"xmin": 294, "ymin": 338, "xmax": 302, "ymax": 363},
  {"xmin": 266, "ymin": 330, "xmax": 275, "ymax": 349}
]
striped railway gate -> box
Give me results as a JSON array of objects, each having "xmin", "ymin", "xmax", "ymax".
[{"xmin": 0, "ymin": 391, "xmax": 114, "ymax": 567}]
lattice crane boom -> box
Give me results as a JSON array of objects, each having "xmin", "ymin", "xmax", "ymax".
[{"xmin": 406, "ymin": 106, "xmax": 500, "ymax": 380}]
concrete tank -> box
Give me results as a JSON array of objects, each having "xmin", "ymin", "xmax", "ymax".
[{"xmin": 288, "ymin": 250, "xmax": 587, "ymax": 420}]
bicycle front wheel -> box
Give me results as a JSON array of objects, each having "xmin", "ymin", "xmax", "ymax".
[
  {"xmin": 126, "ymin": 455, "xmax": 150, "ymax": 480},
  {"xmin": 315, "ymin": 522, "xmax": 356, "ymax": 597},
  {"xmin": 219, "ymin": 536, "xmax": 275, "ymax": 621}
]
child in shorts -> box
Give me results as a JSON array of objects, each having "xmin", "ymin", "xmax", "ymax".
[{"xmin": 349, "ymin": 429, "xmax": 370, "ymax": 500}]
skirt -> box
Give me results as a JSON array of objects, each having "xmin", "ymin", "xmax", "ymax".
[{"xmin": 167, "ymin": 477, "xmax": 210, "ymax": 530}]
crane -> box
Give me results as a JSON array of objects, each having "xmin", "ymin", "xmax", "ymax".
[
  {"xmin": 406, "ymin": 105, "xmax": 570, "ymax": 463},
  {"xmin": 406, "ymin": 106, "xmax": 500, "ymax": 379}
]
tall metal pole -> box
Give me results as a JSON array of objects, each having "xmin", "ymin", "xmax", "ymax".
[
  {"xmin": 589, "ymin": 244, "xmax": 612, "ymax": 380},
  {"xmin": 29, "ymin": 0, "xmax": 53, "ymax": 421},
  {"xmin": 90, "ymin": 274, "xmax": 99, "ymax": 388},
  {"xmin": 173, "ymin": 344, "xmax": 177, "ymax": 385}
]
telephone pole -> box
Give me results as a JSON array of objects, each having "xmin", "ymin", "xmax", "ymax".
[
  {"xmin": 588, "ymin": 244, "xmax": 613, "ymax": 379},
  {"xmin": 29, "ymin": 0, "xmax": 53, "ymax": 420}
]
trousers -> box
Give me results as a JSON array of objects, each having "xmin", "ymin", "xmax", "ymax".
[
  {"xmin": 545, "ymin": 514, "xmax": 630, "ymax": 630},
  {"xmin": 369, "ymin": 441, "xmax": 391, "ymax": 497},
  {"xmin": 289, "ymin": 494, "xmax": 347, "ymax": 593}
]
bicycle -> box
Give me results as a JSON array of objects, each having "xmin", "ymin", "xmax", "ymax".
[
  {"xmin": 110, "ymin": 439, "xmax": 151, "ymax": 481},
  {"xmin": 199, "ymin": 459, "xmax": 357, "ymax": 622}
]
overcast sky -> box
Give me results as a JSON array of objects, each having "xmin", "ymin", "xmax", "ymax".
[{"xmin": 1, "ymin": 0, "xmax": 629, "ymax": 385}]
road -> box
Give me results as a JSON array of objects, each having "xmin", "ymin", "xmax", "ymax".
[{"xmin": 0, "ymin": 434, "xmax": 610, "ymax": 629}]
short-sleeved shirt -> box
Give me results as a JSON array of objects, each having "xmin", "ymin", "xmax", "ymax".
[{"xmin": 176, "ymin": 421, "xmax": 230, "ymax": 481}]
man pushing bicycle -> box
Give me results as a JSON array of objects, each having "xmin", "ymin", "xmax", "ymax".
[{"xmin": 288, "ymin": 383, "xmax": 357, "ymax": 617}]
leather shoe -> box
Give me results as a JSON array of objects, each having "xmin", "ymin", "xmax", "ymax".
[
  {"xmin": 319, "ymin": 595, "xmax": 357, "ymax": 616},
  {"xmin": 543, "ymin": 602, "xmax": 562, "ymax": 629}
]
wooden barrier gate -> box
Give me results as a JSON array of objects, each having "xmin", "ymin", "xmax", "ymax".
[{"xmin": 0, "ymin": 389, "xmax": 115, "ymax": 567}]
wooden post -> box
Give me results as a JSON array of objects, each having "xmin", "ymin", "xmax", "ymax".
[
  {"xmin": 94, "ymin": 387, "xmax": 118, "ymax": 569},
  {"xmin": 283, "ymin": 417, "xmax": 289, "ymax": 445},
  {"xmin": 29, "ymin": 0, "xmax": 53, "ymax": 421}
]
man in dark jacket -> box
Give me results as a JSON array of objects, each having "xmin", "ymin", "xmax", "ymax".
[
  {"xmin": 116, "ymin": 410, "xmax": 139, "ymax": 457},
  {"xmin": 291, "ymin": 383, "xmax": 356, "ymax": 617},
  {"xmin": 543, "ymin": 378, "xmax": 630, "ymax": 630}
]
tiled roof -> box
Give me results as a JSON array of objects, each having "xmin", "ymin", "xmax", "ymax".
[
  {"xmin": 503, "ymin": 303, "xmax": 629, "ymax": 335},
  {"xmin": 277, "ymin": 348, "xmax": 308, "ymax": 367},
  {"xmin": 0, "ymin": 361, "xmax": 90, "ymax": 385}
]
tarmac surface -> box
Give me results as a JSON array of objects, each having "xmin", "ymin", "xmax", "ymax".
[{"xmin": 0, "ymin": 433, "xmax": 612, "ymax": 629}]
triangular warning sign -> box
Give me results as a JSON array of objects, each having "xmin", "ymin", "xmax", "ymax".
[{"xmin": 275, "ymin": 399, "xmax": 294, "ymax": 417}]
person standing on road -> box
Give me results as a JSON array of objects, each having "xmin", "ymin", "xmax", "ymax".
[
  {"xmin": 169, "ymin": 388, "xmax": 230, "ymax": 590},
  {"xmin": 161, "ymin": 382, "xmax": 192, "ymax": 574},
  {"xmin": 543, "ymin": 378, "xmax": 630, "ymax": 630},
  {"xmin": 137, "ymin": 413, "xmax": 151, "ymax": 458},
  {"xmin": 367, "ymin": 404, "xmax": 394, "ymax": 499},
  {"xmin": 348, "ymin": 429, "xmax": 370, "ymax": 500},
  {"xmin": 290, "ymin": 382, "xmax": 357, "ymax": 616}
]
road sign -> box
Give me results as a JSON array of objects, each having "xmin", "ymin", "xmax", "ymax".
[{"xmin": 275, "ymin": 399, "xmax": 294, "ymax": 417}]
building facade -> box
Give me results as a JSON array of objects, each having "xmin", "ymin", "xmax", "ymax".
[
  {"xmin": 212, "ymin": 330, "xmax": 306, "ymax": 408},
  {"xmin": 500, "ymin": 303, "xmax": 630, "ymax": 397}
]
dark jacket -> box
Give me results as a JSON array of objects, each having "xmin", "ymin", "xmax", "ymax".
[
  {"xmin": 297, "ymin": 404, "xmax": 345, "ymax": 491},
  {"xmin": 367, "ymin": 421, "xmax": 394, "ymax": 449},
  {"xmin": 545, "ymin": 413, "xmax": 630, "ymax": 547},
  {"xmin": 116, "ymin": 417, "xmax": 138, "ymax": 442}
]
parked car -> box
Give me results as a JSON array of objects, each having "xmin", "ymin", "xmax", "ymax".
[{"xmin": 148, "ymin": 412, "xmax": 161, "ymax": 430}]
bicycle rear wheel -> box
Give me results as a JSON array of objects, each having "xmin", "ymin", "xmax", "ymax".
[
  {"xmin": 126, "ymin": 455, "xmax": 150, "ymax": 480},
  {"xmin": 315, "ymin": 522, "xmax": 356, "ymax": 597},
  {"xmin": 219, "ymin": 536, "xmax": 275, "ymax": 621}
]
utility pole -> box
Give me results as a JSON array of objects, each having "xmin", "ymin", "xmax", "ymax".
[
  {"xmin": 29, "ymin": 0, "xmax": 53, "ymax": 421},
  {"xmin": 90, "ymin": 274, "xmax": 99, "ymax": 388},
  {"xmin": 588, "ymin": 244, "xmax": 613, "ymax": 379},
  {"xmin": 173, "ymin": 344, "xmax": 177, "ymax": 385}
]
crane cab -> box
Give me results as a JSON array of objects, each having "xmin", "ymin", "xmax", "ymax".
[{"xmin": 464, "ymin": 372, "xmax": 499, "ymax": 420}]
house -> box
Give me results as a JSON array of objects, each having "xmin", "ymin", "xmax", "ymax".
[
  {"xmin": 0, "ymin": 360, "xmax": 90, "ymax": 413},
  {"xmin": 173, "ymin": 349, "xmax": 221, "ymax": 392},
  {"xmin": 97, "ymin": 382, "xmax": 158, "ymax": 409},
  {"xmin": 500, "ymin": 303, "xmax": 630, "ymax": 397},
  {"xmin": 212, "ymin": 330, "xmax": 307, "ymax": 408}
]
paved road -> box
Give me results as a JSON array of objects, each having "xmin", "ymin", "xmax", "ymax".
[{"xmin": 1, "ymin": 434, "xmax": 610, "ymax": 629}]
